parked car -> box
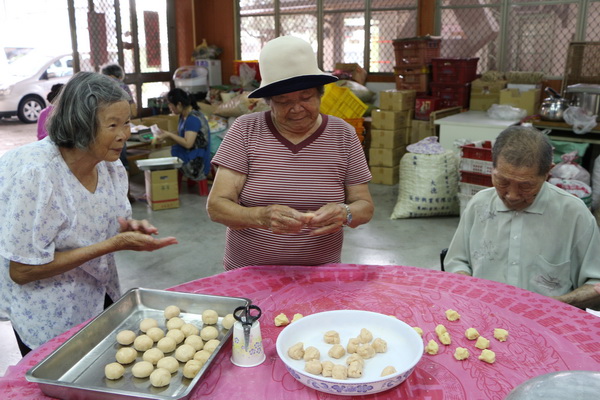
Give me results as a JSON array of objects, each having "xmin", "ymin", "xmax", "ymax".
[{"xmin": 0, "ymin": 51, "xmax": 73, "ymax": 123}]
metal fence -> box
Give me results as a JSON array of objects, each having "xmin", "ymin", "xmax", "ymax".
[
  {"xmin": 437, "ymin": 0, "xmax": 600, "ymax": 78},
  {"xmin": 236, "ymin": 0, "xmax": 418, "ymax": 73}
]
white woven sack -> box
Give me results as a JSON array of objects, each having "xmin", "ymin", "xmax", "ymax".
[{"xmin": 391, "ymin": 150, "xmax": 460, "ymax": 219}]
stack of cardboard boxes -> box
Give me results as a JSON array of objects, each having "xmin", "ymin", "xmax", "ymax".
[{"xmin": 369, "ymin": 90, "xmax": 415, "ymax": 185}]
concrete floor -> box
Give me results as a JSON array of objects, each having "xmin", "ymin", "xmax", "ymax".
[{"xmin": 0, "ymin": 116, "xmax": 460, "ymax": 375}]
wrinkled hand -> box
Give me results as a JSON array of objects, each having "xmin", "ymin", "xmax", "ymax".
[
  {"xmin": 306, "ymin": 203, "xmax": 346, "ymax": 236},
  {"xmin": 116, "ymin": 217, "xmax": 178, "ymax": 251},
  {"xmin": 265, "ymin": 205, "xmax": 313, "ymax": 234}
]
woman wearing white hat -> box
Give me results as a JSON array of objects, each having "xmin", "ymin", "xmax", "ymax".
[{"xmin": 207, "ymin": 36, "xmax": 374, "ymax": 271}]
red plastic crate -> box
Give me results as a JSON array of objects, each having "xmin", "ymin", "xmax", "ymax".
[
  {"xmin": 430, "ymin": 82, "xmax": 470, "ymax": 109},
  {"xmin": 394, "ymin": 66, "xmax": 430, "ymax": 94},
  {"xmin": 460, "ymin": 171, "xmax": 492, "ymax": 187},
  {"xmin": 431, "ymin": 58, "xmax": 479, "ymax": 84},
  {"xmin": 414, "ymin": 96, "xmax": 443, "ymax": 120},
  {"xmin": 461, "ymin": 141, "xmax": 493, "ymax": 161},
  {"xmin": 393, "ymin": 37, "xmax": 441, "ymax": 66}
]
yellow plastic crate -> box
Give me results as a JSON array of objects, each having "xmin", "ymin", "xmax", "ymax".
[{"xmin": 320, "ymin": 84, "xmax": 368, "ymax": 119}]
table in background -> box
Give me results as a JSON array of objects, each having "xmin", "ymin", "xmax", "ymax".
[
  {"xmin": 434, "ymin": 111, "xmax": 521, "ymax": 150},
  {"xmin": 1, "ymin": 264, "xmax": 599, "ymax": 400}
]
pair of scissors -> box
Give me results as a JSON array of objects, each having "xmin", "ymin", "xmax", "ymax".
[{"xmin": 233, "ymin": 304, "xmax": 262, "ymax": 351}]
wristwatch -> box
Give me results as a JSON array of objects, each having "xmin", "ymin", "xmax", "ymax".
[{"xmin": 341, "ymin": 203, "xmax": 352, "ymax": 226}]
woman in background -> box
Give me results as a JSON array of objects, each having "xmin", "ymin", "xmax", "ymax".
[{"xmin": 36, "ymin": 83, "xmax": 64, "ymax": 140}]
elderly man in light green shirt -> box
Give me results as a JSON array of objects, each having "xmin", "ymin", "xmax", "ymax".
[{"xmin": 445, "ymin": 126, "xmax": 600, "ymax": 309}]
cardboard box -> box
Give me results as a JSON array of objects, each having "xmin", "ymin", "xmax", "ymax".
[
  {"xmin": 370, "ymin": 166, "xmax": 399, "ymax": 185},
  {"xmin": 379, "ymin": 90, "xmax": 416, "ymax": 111},
  {"xmin": 499, "ymin": 88, "xmax": 541, "ymax": 116},
  {"xmin": 470, "ymin": 79, "xmax": 507, "ymax": 111},
  {"xmin": 371, "ymin": 109, "xmax": 413, "ymax": 130},
  {"xmin": 410, "ymin": 119, "xmax": 436, "ymax": 144},
  {"xmin": 368, "ymin": 146, "xmax": 407, "ymax": 167},
  {"xmin": 471, "ymin": 79, "xmax": 507, "ymax": 94},
  {"xmin": 370, "ymin": 128, "xmax": 409, "ymax": 148},
  {"xmin": 131, "ymin": 115, "xmax": 179, "ymax": 132},
  {"xmin": 144, "ymin": 169, "xmax": 180, "ymax": 211}
]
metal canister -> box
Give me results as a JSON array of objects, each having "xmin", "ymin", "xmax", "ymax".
[{"xmin": 565, "ymin": 83, "xmax": 600, "ymax": 120}]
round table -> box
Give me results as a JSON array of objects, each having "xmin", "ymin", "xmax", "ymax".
[{"xmin": 2, "ymin": 264, "xmax": 599, "ymax": 399}]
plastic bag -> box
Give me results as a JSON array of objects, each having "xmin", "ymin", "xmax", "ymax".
[
  {"xmin": 213, "ymin": 92, "xmax": 270, "ymax": 117},
  {"xmin": 230, "ymin": 63, "xmax": 257, "ymax": 90},
  {"xmin": 550, "ymin": 150, "xmax": 591, "ymax": 185},
  {"xmin": 549, "ymin": 178, "xmax": 592, "ymax": 208},
  {"xmin": 486, "ymin": 104, "xmax": 527, "ymax": 120},
  {"xmin": 563, "ymin": 106, "xmax": 597, "ymax": 134}
]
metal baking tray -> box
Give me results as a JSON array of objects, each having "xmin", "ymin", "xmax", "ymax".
[{"xmin": 26, "ymin": 288, "xmax": 250, "ymax": 400}]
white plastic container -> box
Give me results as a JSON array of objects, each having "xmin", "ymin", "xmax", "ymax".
[{"xmin": 173, "ymin": 65, "xmax": 208, "ymax": 94}]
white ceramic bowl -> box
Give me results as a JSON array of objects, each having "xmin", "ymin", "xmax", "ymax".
[{"xmin": 275, "ymin": 310, "xmax": 423, "ymax": 396}]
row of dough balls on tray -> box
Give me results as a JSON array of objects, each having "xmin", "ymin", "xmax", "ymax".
[
  {"xmin": 288, "ymin": 328, "xmax": 396, "ymax": 380},
  {"xmin": 104, "ymin": 305, "xmax": 236, "ymax": 387},
  {"xmin": 412, "ymin": 308, "xmax": 509, "ymax": 364}
]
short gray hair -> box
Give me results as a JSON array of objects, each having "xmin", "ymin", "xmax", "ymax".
[
  {"xmin": 48, "ymin": 71, "xmax": 130, "ymax": 149},
  {"xmin": 492, "ymin": 125, "xmax": 553, "ymax": 176}
]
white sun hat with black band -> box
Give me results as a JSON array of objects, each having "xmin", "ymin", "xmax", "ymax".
[{"xmin": 248, "ymin": 36, "xmax": 338, "ymax": 99}]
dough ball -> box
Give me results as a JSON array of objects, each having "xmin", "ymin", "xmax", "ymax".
[
  {"xmin": 115, "ymin": 347, "xmax": 138, "ymax": 364},
  {"xmin": 328, "ymin": 344, "xmax": 346, "ymax": 359},
  {"xmin": 156, "ymin": 356, "xmax": 179, "ymax": 374},
  {"xmin": 131, "ymin": 360, "xmax": 154, "ymax": 378},
  {"xmin": 146, "ymin": 327, "xmax": 165, "ymax": 342},
  {"xmin": 149, "ymin": 367, "xmax": 171, "ymax": 387},
  {"xmin": 164, "ymin": 305, "xmax": 180, "ymax": 319},
  {"xmin": 133, "ymin": 335, "xmax": 154, "ymax": 352},
  {"xmin": 346, "ymin": 338, "xmax": 360, "ymax": 354},
  {"xmin": 157, "ymin": 336, "xmax": 177, "ymax": 353},
  {"xmin": 465, "ymin": 328, "xmax": 480, "ymax": 340},
  {"xmin": 303, "ymin": 346, "xmax": 320, "ymax": 361},
  {"xmin": 201, "ymin": 309, "xmax": 219, "ymax": 325},
  {"xmin": 203, "ymin": 339, "xmax": 220, "ymax": 354},
  {"xmin": 435, "ymin": 324, "xmax": 447, "ymax": 337},
  {"xmin": 323, "ymin": 330, "xmax": 340, "ymax": 344},
  {"xmin": 193, "ymin": 349, "xmax": 211, "ymax": 364},
  {"xmin": 166, "ymin": 317, "xmax": 185, "ymax": 331},
  {"xmin": 287, "ymin": 342, "xmax": 305, "ymax": 360},
  {"xmin": 445, "ymin": 309, "xmax": 461, "ymax": 321},
  {"xmin": 200, "ymin": 326, "xmax": 219, "ymax": 341},
  {"xmin": 166, "ymin": 328, "xmax": 185, "ymax": 344},
  {"xmin": 475, "ymin": 336, "xmax": 490, "ymax": 350},
  {"xmin": 104, "ymin": 362, "xmax": 125, "ymax": 380},
  {"xmin": 181, "ymin": 323, "xmax": 200, "ymax": 338},
  {"xmin": 221, "ymin": 314, "xmax": 235, "ymax": 330},
  {"xmin": 116, "ymin": 330, "xmax": 136, "ymax": 346},
  {"xmin": 185, "ymin": 335, "xmax": 204, "ymax": 351},
  {"xmin": 347, "ymin": 361, "xmax": 363, "ymax": 378},
  {"xmin": 478, "ymin": 349, "xmax": 496, "ymax": 364},
  {"xmin": 139, "ymin": 318, "xmax": 158, "ymax": 333},
  {"xmin": 143, "ymin": 348, "xmax": 165, "ymax": 365},
  {"xmin": 425, "ymin": 339, "xmax": 439, "ymax": 355},
  {"xmin": 439, "ymin": 332, "xmax": 452, "ymax": 345},
  {"xmin": 321, "ymin": 360, "xmax": 334, "ymax": 377},
  {"xmin": 381, "ymin": 366, "xmax": 397, "ymax": 377},
  {"xmin": 183, "ymin": 359, "xmax": 204, "ymax": 379},
  {"xmin": 356, "ymin": 344, "xmax": 375, "ymax": 359},
  {"xmin": 304, "ymin": 360, "xmax": 322, "ymax": 375},
  {"xmin": 494, "ymin": 328, "xmax": 509, "ymax": 342},
  {"xmin": 291, "ymin": 313, "xmax": 303, "ymax": 322},
  {"xmin": 274, "ymin": 313, "xmax": 289, "ymax": 326},
  {"xmin": 372, "ymin": 338, "xmax": 387, "ymax": 353},
  {"xmin": 358, "ymin": 328, "xmax": 373, "ymax": 344},
  {"xmin": 454, "ymin": 347, "xmax": 470, "ymax": 360},
  {"xmin": 345, "ymin": 354, "xmax": 364, "ymax": 367},
  {"xmin": 413, "ymin": 327, "xmax": 423, "ymax": 337},
  {"xmin": 175, "ymin": 344, "xmax": 196, "ymax": 362},
  {"xmin": 331, "ymin": 364, "xmax": 348, "ymax": 380}
]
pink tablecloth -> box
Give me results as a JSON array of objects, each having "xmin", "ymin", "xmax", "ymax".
[{"xmin": 2, "ymin": 264, "xmax": 600, "ymax": 400}]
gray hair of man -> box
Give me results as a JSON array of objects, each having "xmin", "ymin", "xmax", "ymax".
[
  {"xmin": 101, "ymin": 63, "xmax": 125, "ymax": 80},
  {"xmin": 492, "ymin": 125, "xmax": 553, "ymax": 176},
  {"xmin": 48, "ymin": 71, "xmax": 130, "ymax": 149}
]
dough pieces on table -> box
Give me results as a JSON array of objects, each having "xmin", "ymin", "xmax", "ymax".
[
  {"xmin": 358, "ymin": 328, "xmax": 373, "ymax": 344},
  {"xmin": 479, "ymin": 349, "xmax": 496, "ymax": 364},
  {"xmin": 321, "ymin": 361, "xmax": 334, "ymax": 377},
  {"xmin": 304, "ymin": 359, "xmax": 323, "ymax": 375},
  {"xmin": 381, "ymin": 366, "xmax": 397, "ymax": 377},
  {"xmin": 274, "ymin": 313, "xmax": 290, "ymax": 326},
  {"xmin": 356, "ymin": 344, "xmax": 376, "ymax": 359},
  {"xmin": 288, "ymin": 342, "xmax": 305, "ymax": 360},
  {"xmin": 494, "ymin": 328, "xmax": 509, "ymax": 342},
  {"xmin": 323, "ymin": 330, "xmax": 340, "ymax": 344},
  {"xmin": 454, "ymin": 347, "xmax": 470, "ymax": 360},
  {"xmin": 104, "ymin": 362, "xmax": 125, "ymax": 380},
  {"xmin": 445, "ymin": 309, "xmax": 460, "ymax": 321},
  {"xmin": 425, "ymin": 339, "xmax": 439, "ymax": 355},
  {"xmin": 475, "ymin": 336, "xmax": 490, "ymax": 350},
  {"xmin": 372, "ymin": 338, "xmax": 387, "ymax": 353},
  {"xmin": 465, "ymin": 328, "xmax": 480, "ymax": 340},
  {"xmin": 291, "ymin": 313, "xmax": 303, "ymax": 322},
  {"xmin": 150, "ymin": 367, "xmax": 171, "ymax": 387},
  {"xmin": 303, "ymin": 346, "xmax": 320, "ymax": 361},
  {"xmin": 346, "ymin": 338, "xmax": 360, "ymax": 354},
  {"xmin": 347, "ymin": 361, "xmax": 363, "ymax": 378},
  {"xmin": 331, "ymin": 364, "xmax": 348, "ymax": 380},
  {"xmin": 328, "ymin": 344, "xmax": 346, "ymax": 359}
]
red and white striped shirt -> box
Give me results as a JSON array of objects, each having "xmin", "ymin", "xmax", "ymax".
[{"xmin": 212, "ymin": 111, "xmax": 371, "ymax": 270}]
